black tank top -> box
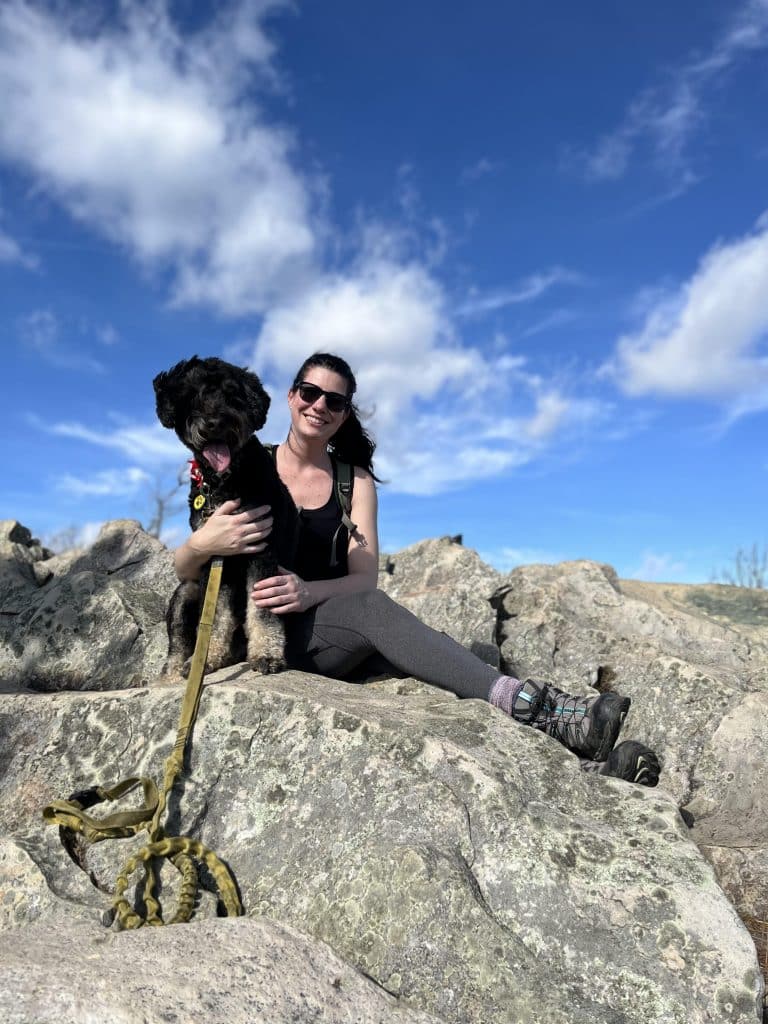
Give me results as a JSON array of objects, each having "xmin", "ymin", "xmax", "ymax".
[{"xmin": 292, "ymin": 461, "xmax": 349, "ymax": 581}]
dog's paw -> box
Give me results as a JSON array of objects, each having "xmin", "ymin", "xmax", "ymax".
[
  {"xmin": 148, "ymin": 658, "xmax": 189, "ymax": 687},
  {"xmin": 249, "ymin": 654, "xmax": 287, "ymax": 675}
]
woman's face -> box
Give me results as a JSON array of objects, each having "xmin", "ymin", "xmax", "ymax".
[{"xmin": 288, "ymin": 366, "xmax": 351, "ymax": 443}]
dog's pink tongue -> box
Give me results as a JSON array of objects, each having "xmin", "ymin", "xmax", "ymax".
[{"xmin": 202, "ymin": 443, "xmax": 231, "ymax": 474}]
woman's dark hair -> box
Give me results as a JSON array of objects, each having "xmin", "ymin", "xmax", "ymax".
[{"xmin": 292, "ymin": 352, "xmax": 380, "ymax": 479}]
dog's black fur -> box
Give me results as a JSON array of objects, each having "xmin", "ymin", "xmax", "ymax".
[{"xmin": 153, "ymin": 355, "xmax": 297, "ymax": 678}]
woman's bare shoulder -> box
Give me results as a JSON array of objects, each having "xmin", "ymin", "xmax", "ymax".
[{"xmin": 352, "ymin": 467, "xmax": 377, "ymax": 498}]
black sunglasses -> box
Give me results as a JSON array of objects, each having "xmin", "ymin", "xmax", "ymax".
[{"xmin": 294, "ymin": 381, "xmax": 351, "ymax": 413}]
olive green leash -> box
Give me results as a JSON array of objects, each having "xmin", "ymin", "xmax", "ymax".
[{"xmin": 42, "ymin": 557, "xmax": 243, "ymax": 928}]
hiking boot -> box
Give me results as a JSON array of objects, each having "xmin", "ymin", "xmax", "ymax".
[
  {"xmin": 581, "ymin": 741, "xmax": 660, "ymax": 787},
  {"xmin": 531, "ymin": 681, "xmax": 630, "ymax": 760}
]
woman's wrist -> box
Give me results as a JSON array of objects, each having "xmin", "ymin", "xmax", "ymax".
[
  {"xmin": 186, "ymin": 532, "xmax": 210, "ymax": 560},
  {"xmin": 175, "ymin": 532, "xmax": 211, "ymax": 580},
  {"xmin": 303, "ymin": 579, "xmax": 325, "ymax": 610}
]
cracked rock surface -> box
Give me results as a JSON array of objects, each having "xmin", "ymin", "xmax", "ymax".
[{"xmin": 0, "ymin": 669, "xmax": 762, "ymax": 1023}]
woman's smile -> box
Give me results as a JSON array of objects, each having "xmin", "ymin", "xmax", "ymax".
[{"xmin": 304, "ymin": 410, "xmax": 329, "ymax": 427}]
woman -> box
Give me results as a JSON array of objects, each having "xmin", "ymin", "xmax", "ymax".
[{"xmin": 175, "ymin": 353, "xmax": 660, "ymax": 786}]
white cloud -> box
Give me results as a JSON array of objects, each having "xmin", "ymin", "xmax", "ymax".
[
  {"xmin": 479, "ymin": 362, "xmax": 605, "ymax": 446},
  {"xmin": 460, "ymin": 157, "xmax": 503, "ymax": 183},
  {"xmin": 0, "ymin": 222, "xmax": 36, "ymax": 267},
  {"xmin": 20, "ymin": 309, "xmax": 56, "ymax": 348},
  {"xmin": 605, "ymin": 217, "xmax": 768, "ymax": 404},
  {"xmin": 0, "ymin": 0, "xmax": 315, "ymax": 315},
  {"xmin": 31, "ymin": 414, "xmax": 185, "ymax": 463},
  {"xmin": 578, "ymin": 0, "xmax": 768, "ymax": 185},
  {"xmin": 254, "ymin": 253, "xmax": 462, "ymax": 429},
  {"xmin": 521, "ymin": 392, "xmax": 573, "ymax": 441},
  {"xmin": 96, "ymin": 323, "xmax": 119, "ymax": 346},
  {"xmin": 56, "ymin": 466, "xmax": 152, "ymax": 497},
  {"xmin": 42, "ymin": 520, "xmax": 105, "ymax": 552},
  {"xmin": 519, "ymin": 308, "xmax": 580, "ymax": 340},
  {"xmin": 456, "ymin": 268, "xmax": 584, "ymax": 318},
  {"xmin": 253, "ymin": 256, "xmax": 603, "ymax": 494},
  {"xmin": 629, "ymin": 551, "xmax": 687, "ymax": 583},
  {"xmin": 480, "ymin": 546, "xmax": 563, "ymax": 573},
  {"xmin": 19, "ymin": 309, "xmax": 106, "ymax": 372}
]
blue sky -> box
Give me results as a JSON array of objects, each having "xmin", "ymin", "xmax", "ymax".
[{"xmin": 2, "ymin": 0, "xmax": 768, "ymax": 582}]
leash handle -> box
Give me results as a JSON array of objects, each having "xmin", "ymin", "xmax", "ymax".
[{"xmin": 42, "ymin": 556, "xmax": 242, "ymax": 928}]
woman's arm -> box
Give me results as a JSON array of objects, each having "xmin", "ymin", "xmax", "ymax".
[
  {"xmin": 252, "ymin": 467, "xmax": 379, "ymax": 613},
  {"xmin": 174, "ymin": 500, "xmax": 273, "ymax": 580}
]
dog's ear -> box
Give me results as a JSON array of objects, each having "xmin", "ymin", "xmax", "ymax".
[
  {"xmin": 153, "ymin": 357, "xmax": 201, "ymax": 428},
  {"xmin": 153, "ymin": 369, "xmax": 178, "ymax": 429},
  {"xmin": 242, "ymin": 368, "xmax": 271, "ymax": 430},
  {"xmin": 153, "ymin": 358, "xmax": 193, "ymax": 428}
]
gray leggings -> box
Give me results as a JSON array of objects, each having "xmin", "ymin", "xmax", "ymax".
[{"xmin": 286, "ymin": 590, "xmax": 500, "ymax": 701}]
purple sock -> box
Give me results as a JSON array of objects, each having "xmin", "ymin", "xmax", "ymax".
[
  {"xmin": 488, "ymin": 675, "xmax": 544, "ymax": 725},
  {"xmin": 489, "ymin": 675, "xmax": 524, "ymax": 716}
]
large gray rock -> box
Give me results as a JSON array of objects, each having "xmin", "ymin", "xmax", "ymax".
[
  {"xmin": 0, "ymin": 917, "xmax": 444, "ymax": 1024},
  {"xmin": 0, "ymin": 521, "xmax": 53, "ymax": 617},
  {"xmin": 495, "ymin": 560, "xmax": 768, "ymax": 981},
  {"xmin": 0, "ymin": 671, "xmax": 761, "ymax": 1024},
  {"xmin": 379, "ymin": 536, "xmax": 501, "ymax": 666},
  {"xmin": 0, "ymin": 520, "xmax": 178, "ymax": 692},
  {"xmin": 2, "ymin": 524, "xmax": 766, "ymax": 1020}
]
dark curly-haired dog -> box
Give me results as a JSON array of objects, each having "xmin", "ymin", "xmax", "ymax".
[{"xmin": 153, "ymin": 356, "xmax": 297, "ymax": 679}]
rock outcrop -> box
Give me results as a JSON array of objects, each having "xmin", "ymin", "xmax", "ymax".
[
  {"xmin": 494, "ymin": 560, "xmax": 768, "ymax": 955},
  {"xmin": 0, "ymin": 519, "xmax": 180, "ymax": 692},
  {"xmin": 0, "ymin": 522, "xmax": 765, "ymax": 1023}
]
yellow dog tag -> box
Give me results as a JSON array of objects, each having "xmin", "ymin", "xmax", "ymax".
[{"xmin": 193, "ymin": 494, "xmax": 206, "ymax": 510}]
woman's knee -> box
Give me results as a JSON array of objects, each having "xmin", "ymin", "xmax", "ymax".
[
  {"xmin": 353, "ymin": 588, "xmax": 395, "ymax": 616},
  {"xmin": 315, "ymin": 588, "xmax": 395, "ymax": 627}
]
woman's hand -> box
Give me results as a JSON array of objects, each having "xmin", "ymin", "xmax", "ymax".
[
  {"xmin": 192, "ymin": 500, "xmax": 273, "ymax": 558},
  {"xmin": 252, "ymin": 567, "xmax": 313, "ymax": 615}
]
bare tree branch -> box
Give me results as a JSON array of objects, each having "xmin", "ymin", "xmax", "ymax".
[
  {"xmin": 144, "ymin": 464, "xmax": 187, "ymax": 539},
  {"xmin": 712, "ymin": 544, "xmax": 768, "ymax": 589}
]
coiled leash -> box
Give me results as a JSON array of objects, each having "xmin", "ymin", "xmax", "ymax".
[{"xmin": 42, "ymin": 557, "xmax": 243, "ymax": 928}]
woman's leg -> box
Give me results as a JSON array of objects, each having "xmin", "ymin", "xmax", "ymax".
[
  {"xmin": 303, "ymin": 590, "xmax": 500, "ymax": 698},
  {"xmin": 289, "ymin": 590, "xmax": 632, "ymax": 765}
]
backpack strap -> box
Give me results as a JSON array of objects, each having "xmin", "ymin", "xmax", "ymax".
[{"xmin": 330, "ymin": 457, "xmax": 357, "ymax": 568}]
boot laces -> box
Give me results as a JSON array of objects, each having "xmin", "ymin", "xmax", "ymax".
[{"xmin": 542, "ymin": 690, "xmax": 591, "ymax": 748}]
